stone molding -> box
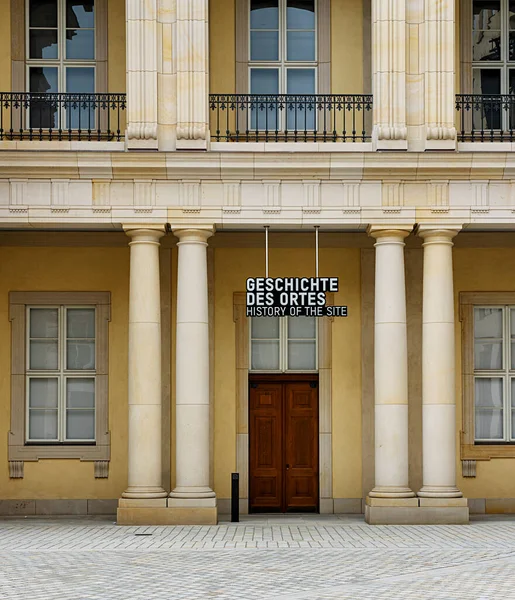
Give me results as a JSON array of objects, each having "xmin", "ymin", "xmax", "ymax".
[
  {"xmin": 460, "ymin": 291, "xmax": 515, "ymax": 461},
  {"xmin": 8, "ymin": 292, "xmax": 111, "ymax": 475},
  {"xmin": 233, "ymin": 291, "xmax": 335, "ymax": 514}
]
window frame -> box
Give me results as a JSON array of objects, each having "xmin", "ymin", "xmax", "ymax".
[
  {"xmin": 249, "ymin": 315, "xmax": 319, "ymax": 373},
  {"xmin": 8, "ymin": 292, "xmax": 110, "ymax": 473},
  {"xmin": 25, "ymin": 304, "xmax": 97, "ymax": 443},
  {"xmin": 460, "ymin": 291, "xmax": 515, "ymax": 461}
]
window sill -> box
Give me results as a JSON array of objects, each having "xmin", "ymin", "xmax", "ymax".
[
  {"xmin": 461, "ymin": 443, "xmax": 515, "ymax": 460},
  {"xmin": 9, "ymin": 442, "xmax": 109, "ymax": 461}
]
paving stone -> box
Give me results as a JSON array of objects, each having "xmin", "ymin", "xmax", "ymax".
[{"xmin": 0, "ymin": 515, "xmax": 515, "ymax": 598}]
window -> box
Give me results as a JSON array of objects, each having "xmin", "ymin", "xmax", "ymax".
[
  {"xmin": 8, "ymin": 292, "xmax": 110, "ymax": 476},
  {"xmin": 250, "ymin": 316, "xmax": 317, "ymax": 372},
  {"xmin": 471, "ymin": 0, "xmax": 515, "ymax": 128},
  {"xmin": 249, "ymin": 0, "xmax": 317, "ymax": 130},
  {"xmin": 472, "ymin": 306, "xmax": 515, "ymax": 442},
  {"xmin": 26, "ymin": 0, "xmax": 96, "ymax": 129},
  {"xmin": 26, "ymin": 306, "xmax": 96, "ymax": 442}
]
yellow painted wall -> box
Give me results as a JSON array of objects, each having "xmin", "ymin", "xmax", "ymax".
[
  {"xmin": 108, "ymin": 0, "xmax": 126, "ymax": 94},
  {"xmin": 454, "ymin": 248, "xmax": 515, "ymax": 498},
  {"xmin": 331, "ymin": 0, "xmax": 364, "ymax": 93},
  {"xmin": 0, "ymin": 247, "xmax": 130, "ymax": 499},
  {"xmin": 210, "ymin": 0, "xmax": 236, "ymax": 94},
  {"xmin": 213, "ymin": 247, "xmax": 362, "ymax": 500},
  {"xmin": 0, "ymin": 1, "xmax": 10, "ymax": 90}
]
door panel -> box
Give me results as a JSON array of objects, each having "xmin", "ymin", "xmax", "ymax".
[
  {"xmin": 249, "ymin": 384, "xmax": 283, "ymax": 511},
  {"xmin": 249, "ymin": 379, "xmax": 318, "ymax": 512},
  {"xmin": 285, "ymin": 383, "xmax": 318, "ymax": 511}
]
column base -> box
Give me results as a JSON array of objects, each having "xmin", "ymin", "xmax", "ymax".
[
  {"xmin": 365, "ymin": 496, "xmax": 469, "ymax": 525},
  {"xmin": 117, "ymin": 498, "xmax": 218, "ymax": 525}
]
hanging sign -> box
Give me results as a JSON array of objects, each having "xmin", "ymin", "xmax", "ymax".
[{"xmin": 246, "ymin": 277, "xmax": 348, "ymax": 318}]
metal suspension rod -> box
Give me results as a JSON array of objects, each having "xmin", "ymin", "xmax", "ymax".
[
  {"xmin": 315, "ymin": 226, "xmax": 319, "ymax": 277},
  {"xmin": 265, "ymin": 226, "xmax": 269, "ymax": 278}
]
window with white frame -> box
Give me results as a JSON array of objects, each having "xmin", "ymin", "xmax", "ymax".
[
  {"xmin": 250, "ymin": 316, "xmax": 317, "ymax": 372},
  {"xmin": 472, "ymin": 1, "xmax": 515, "ymax": 127},
  {"xmin": 26, "ymin": 0, "xmax": 96, "ymax": 129},
  {"xmin": 26, "ymin": 305, "xmax": 96, "ymax": 443},
  {"xmin": 249, "ymin": 0, "xmax": 317, "ymax": 130},
  {"xmin": 473, "ymin": 306, "xmax": 515, "ymax": 442}
]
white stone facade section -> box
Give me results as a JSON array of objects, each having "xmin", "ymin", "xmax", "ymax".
[
  {"xmin": 372, "ymin": 0, "xmax": 408, "ymax": 149},
  {"xmin": 425, "ymin": 0, "xmax": 456, "ymax": 148},
  {"xmin": 158, "ymin": 0, "xmax": 177, "ymax": 151},
  {"xmin": 368, "ymin": 226, "xmax": 415, "ymax": 499},
  {"xmin": 169, "ymin": 227, "xmax": 216, "ymax": 507},
  {"xmin": 176, "ymin": 0, "xmax": 209, "ymax": 149},
  {"xmin": 126, "ymin": 0, "xmax": 158, "ymax": 148},
  {"xmin": 418, "ymin": 226, "xmax": 463, "ymax": 499},
  {"xmin": 122, "ymin": 226, "xmax": 167, "ymax": 499}
]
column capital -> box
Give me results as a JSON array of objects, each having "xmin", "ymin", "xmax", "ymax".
[
  {"xmin": 367, "ymin": 224, "xmax": 413, "ymax": 242},
  {"xmin": 417, "ymin": 225, "xmax": 462, "ymax": 242},
  {"xmin": 123, "ymin": 225, "xmax": 166, "ymax": 244},
  {"xmin": 172, "ymin": 226, "xmax": 215, "ymax": 244}
]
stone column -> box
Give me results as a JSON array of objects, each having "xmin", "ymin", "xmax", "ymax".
[
  {"xmin": 118, "ymin": 227, "xmax": 167, "ymax": 521},
  {"xmin": 126, "ymin": 0, "xmax": 158, "ymax": 149},
  {"xmin": 176, "ymin": 0, "xmax": 209, "ymax": 150},
  {"xmin": 169, "ymin": 227, "xmax": 217, "ymax": 523},
  {"xmin": 418, "ymin": 227, "xmax": 462, "ymax": 499},
  {"xmin": 367, "ymin": 226, "xmax": 415, "ymax": 501},
  {"xmin": 372, "ymin": 0, "xmax": 407, "ymax": 150},
  {"xmin": 425, "ymin": 0, "xmax": 456, "ymax": 150}
]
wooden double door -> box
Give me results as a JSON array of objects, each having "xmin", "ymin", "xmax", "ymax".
[{"xmin": 249, "ymin": 375, "xmax": 319, "ymax": 513}]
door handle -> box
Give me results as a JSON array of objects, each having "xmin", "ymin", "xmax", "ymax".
[{"xmin": 286, "ymin": 464, "xmax": 290, "ymax": 470}]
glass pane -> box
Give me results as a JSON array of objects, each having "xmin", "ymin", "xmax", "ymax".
[
  {"xmin": 474, "ymin": 307, "xmax": 503, "ymax": 338},
  {"xmin": 512, "ymin": 379, "xmax": 515, "ymax": 438},
  {"xmin": 473, "ymin": 1, "xmax": 500, "ymax": 28},
  {"xmin": 67, "ymin": 309, "xmax": 95, "ymax": 339},
  {"xmin": 29, "ymin": 409, "xmax": 58, "ymax": 440},
  {"xmin": 251, "ymin": 0, "xmax": 278, "ymax": 28},
  {"xmin": 475, "ymin": 377, "xmax": 503, "ymax": 407},
  {"xmin": 512, "ymin": 409, "xmax": 515, "ymax": 440},
  {"xmin": 251, "ymin": 317, "xmax": 279, "ymax": 339},
  {"xmin": 288, "ymin": 316, "xmax": 316, "ymax": 339},
  {"xmin": 29, "ymin": 67, "xmax": 58, "ymax": 95},
  {"xmin": 66, "ymin": 0, "xmax": 95, "ymax": 28},
  {"xmin": 251, "ymin": 340, "xmax": 280, "ymax": 370},
  {"xmin": 475, "ymin": 341, "xmax": 502, "ymax": 370},
  {"xmin": 250, "ymin": 69, "xmax": 279, "ymax": 130},
  {"xmin": 286, "ymin": 69, "xmax": 316, "ymax": 130},
  {"xmin": 66, "ymin": 67, "xmax": 96, "ymax": 129},
  {"xmin": 475, "ymin": 408, "xmax": 503, "ymax": 439},
  {"xmin": 66, "ymin": 29, "xmax": 95, "ymax": 59},
  {"xmin": 511, "ymin": 308, "xmax": 515, "ymax": 336},
  {"xmin": 288, "ymin": 339, "xmax": 316, "ymax": 370},
  {"xmin": 287, "ymin": 0, "xmax": 315, "ymax": 29},
  {"xmin": 66, "ymin": 409, "xmax": 95, "ymax": 440},
  {"xmin": 67, "ymin": 341, "xmax": 95, "ymax": 370},
  {"xmin": 473, "ymin": 31, "xmax": 501, "ymax": 61},
  {"xmin": 250, "ymin": 31, "xmax": 279, "ymax": 61},
  {"xmin": 29, "ymin": 378, "xmax": 58, "ymax": 408},
  {"xmin": 30, "ymin": 0, "xmax": 58, "ymax": 27},
  {"xmin": 287, "ymin": 31, "xmax": 315, "ymax": 61},
  {"xmin": 510, "ymin": 32, "xmax": 515, "ymax": 60},
  {"xmin": 472, "ymin": 69, "xmax": 502, "ymax": 131},
  {"xmin": 30, "ymin": 308, "xmax": 58, "ymax": 338},
  {"xmin": 66, "ymin": 378, "xmax": 95, "ymax": 408},
  {"xmin": 30, "ymin": 340, "xmax": 58, "ymax": 370},
  {"xmin": 29, "ymin": 29, "xmax": 58, "ymax": 59}
]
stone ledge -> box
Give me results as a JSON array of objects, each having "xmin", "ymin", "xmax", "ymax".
[
  {"xmin": 366, "ymin": 497, "xmax": 419, "ymax": 508},
  {"xmin": 117, "ymin": 507, "xmax": 218, "ymax": 526},
  {"xmin": 365, "ymin": 505, "xmax": 469, "ymax": 525}
]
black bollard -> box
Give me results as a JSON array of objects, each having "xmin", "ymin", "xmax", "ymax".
[{"xmin": 231, "ymin": 472, "xmax": 239, "ymax": 522}]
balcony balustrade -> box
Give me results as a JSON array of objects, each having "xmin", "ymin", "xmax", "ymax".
[
  {"xmin": 456, "ymin": 94, "xmax": 515, "ymax": 143},
  {"xmin": 0, "ymin": 93, "xmax": 126, "ymax": 142},
  {"xmin": 209, "ymin": 94, "xmax": 373, "ymax": 143}
]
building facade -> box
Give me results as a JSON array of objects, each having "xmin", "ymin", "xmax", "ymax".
[{"xmin": 0, "ymin": 0, "xmax": 514, "ymax": 525}]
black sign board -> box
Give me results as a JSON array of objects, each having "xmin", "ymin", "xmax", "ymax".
[{"xmin": 246, "ymin": 277, "xmax": 348, "ymax": 318}]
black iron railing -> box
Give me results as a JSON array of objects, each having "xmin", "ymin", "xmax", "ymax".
[
  {"xmin": 456, "ymin": 94, "xmax": 515, "ymax": 142},
  {"xmin": 209, "ymin": 94, "xmax": 373, "ymax": 142},
  {"xmin": 0, "ymin": 92, "xmax": 126, "ymax": 141}
]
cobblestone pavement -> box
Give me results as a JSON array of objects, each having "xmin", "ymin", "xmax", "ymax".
[{"xmin": 1, "ymin": 514, "xmax": 515, "ymax": 599}]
